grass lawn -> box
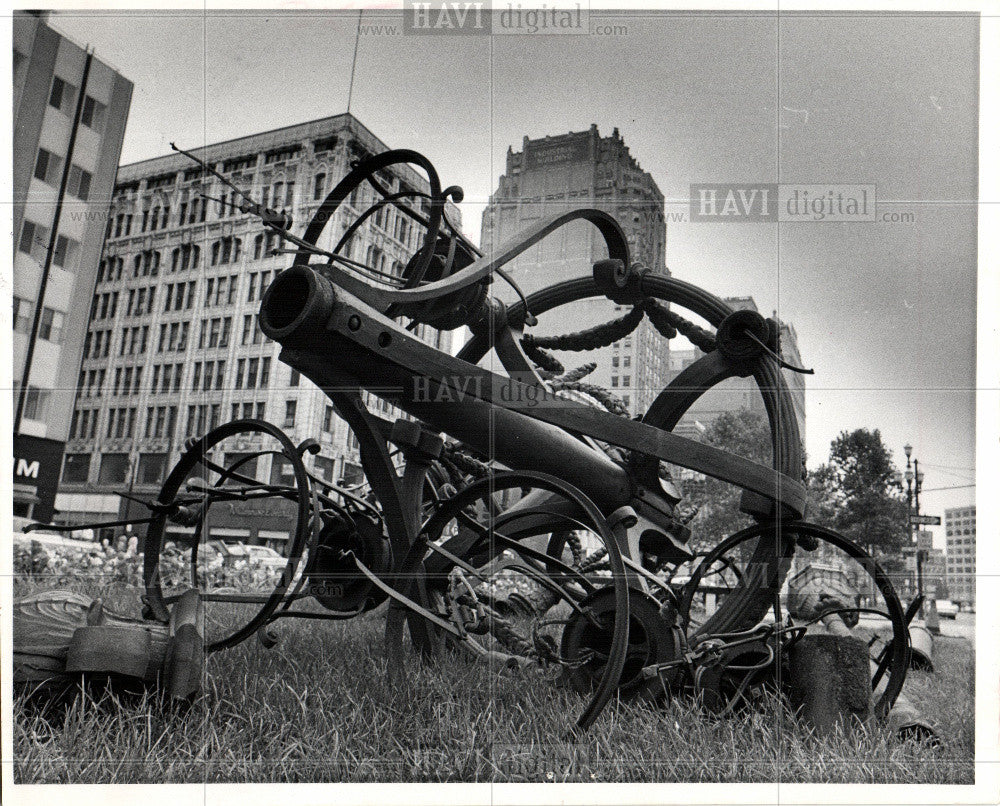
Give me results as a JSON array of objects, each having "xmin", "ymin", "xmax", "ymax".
[{"xmin": 12, "ymin": 577, "xmax": 975, "ymax": 784}]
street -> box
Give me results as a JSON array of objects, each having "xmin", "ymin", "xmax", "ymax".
[{"xmin": 923, "ymin": 610, "xmax": 976, "ymax": 642}]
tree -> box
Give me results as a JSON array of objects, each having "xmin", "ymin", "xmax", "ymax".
[
  {"xmin": 813, "ymin": 428, "xmax": 908, "ymax": 556},
  {"xmin": 682, "ymin": 408, "xmax": 772, "ymax": 552}
]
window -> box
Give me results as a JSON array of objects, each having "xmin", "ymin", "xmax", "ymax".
[
  {"xmin": 313, "ymin": 455, "xmax": 334, "ymax": 482},
  {"xmin": 23, "ymin": 387, "xmax": 50, "ymax": 420},
  {"xmin": 313, "ymin": 173, "xmax": 326, "ymax": 200},
  {"xmin": 137, "ymin": 454, "xmax": 167, "ymax": 485},
  {"xmin": 225, "ymin": 453, "xmax": 259, "ymax": 479},
  {"xmin": 611, "ymin": 356, "xmax": 619, "ymax": 368},
  {"xmin": 68, "ymin": 165, "xmax": 92, "ymax": 200},
  {"xmin": 81, "ymin": 94, "xmax": 107, "ymax": 131},
  {"xmin": 54, "ymin": 235, "xmax": 81, "ymax": 269},
  {"xmin": 13, "ymin": 296, "xmax": 33, "ymax": 333},
  {"xmin": 39, "ymin": 307, "xmax": 65, "ymax": 342},
  {"xmin": 284, "ymin": 400, "xmax": 297, "ymax": 428},
  {"xmin": 49, "ymin": 76, "xmax": 76, "ymax": 115},
  {"xmin": 34, "ymin": 148, "xmax": 62, "ymax": 185},
  {"xmin": 269, "ymin": 456, "xmax": 295, "ymax": 486},
  {"xmin": 18, "ymin": 220, "xmax": 49, "ymax": 262},
  {"xmin": 622, "ymin": 376, "xmax": 631, "ymax": 388},
  {"xmin": 289, "ymin": 369, "xmax": 300, "ymax": 387},
  {"xmin": 98, "ymin": 453, "xmax": 130, "ymax": 485},
  {"xmin": 322, "ymin": 405, "xmax": 334, "ymax": 432},
  {"xmin": 611, "ymin": 377, "xmax": 619, "ymax": 388},
  {"xmin": 62, "ymin": 453, "xmax": 91, "ymax": 483},
  {"xmin": 623, "ymin": 356, "xmax": 631, "ymax": 368}
]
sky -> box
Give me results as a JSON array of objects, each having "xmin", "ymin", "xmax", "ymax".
[{"xmin": 45, "ymin": 7, "xmax": 980, "ymax": 544}]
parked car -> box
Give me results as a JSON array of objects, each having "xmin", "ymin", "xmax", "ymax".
[
  {"xmin": 934, "ymin": 599, "xmax": 959, "ymax": 620},
  {"xmin": 208, "ymin": 540, "xmax": 287, "ymax": 569}
]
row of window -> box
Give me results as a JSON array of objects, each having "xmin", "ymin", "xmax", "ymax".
[
  {"xmin": 12, "ymin": 297, "xmax": 64, "ymax": 342},
  {"xmin": 203, "ymin": 275, "xmax": 239, "ymax": 307},
  {"xmin": 233, "ymin": 357, "xmax": 272, "ymax": 390},
  {"xmin": 150, "ymin": 363, "xmax": 186, "ymax": 394},
  {"xmin": 191, "ymin": 360, "xmax": 227, "ymax": 392},
  {"xmin": 610, "ymin": 375, "xmax": 631, "ymax": 388},
  {"xmin": 20, "ymin": 386, "xmax": 50, "ymax": 421},
  {"xmin": 98, "ymin": 258, "xmax": 278, "ymax": 318},
  {"xmin": 163, "ymin": 281, "xmax": 197, "ymax": 312},
  {"xmin": 83, "ymin": 317, "xmax": 263, "ymax": 364},
  {"xmin": 63, "ymin": 443, "xmax": 340, "ymax": 488},
  {"xmin": 157, "ymin": 321, "xmax": 190, "ymax": 353},
  {"xmin": 34, "ymin": 148, "xmax": 93, "ymax": 200},
  {"xmin": 112, "ymin": 366, "xmax": 143, "ymax": 396},
  {"xmin": 18, "ymin": 220, "xmax": 80, "ymax": 270},
  {"xmin": 124, "ymin": 286, "xmax": 156, "ymax": 317},
  {"xmin": 104, "ymin": 407, "xmax": 138, "ymax": 440},
  {"xmin": 49, "ymin": 76, "xmax": 107, "ymax": 133}
]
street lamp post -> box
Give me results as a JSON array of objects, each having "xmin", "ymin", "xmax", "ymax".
[{"xmin": 903, "ymin": 443, "xmax": 926, "ymax": 616}]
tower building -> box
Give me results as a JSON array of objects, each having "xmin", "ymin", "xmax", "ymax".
[
  {"xmin": 13, "ymin": 11, "xmax": 133, "ymax": 522},
  {"xmin": 480, "ymin": 125, "xmax": 668, "ymax": 416}
]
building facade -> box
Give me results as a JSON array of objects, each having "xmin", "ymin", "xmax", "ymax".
[
  {"xmin": 944, "ymin": 505, "xmax": 976, "ymax": 607},
  {"xmin": 13, "ymin": 11, "xmax": 133, "ymax": 521},
  {"xmin": 56, "ymin": 113, "xmax": 455, "ymax": 550},
  {"xmin": 480, "ymin": 125, "xmax": 669, "ymax": 416}
]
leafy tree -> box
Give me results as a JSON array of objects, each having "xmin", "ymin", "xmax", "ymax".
[
  {"xmin": 682, "ymin": 408, "xmax": 772, "ymax": 552},
  {"xmin": 813, "ymin": 428, "xmax": 908, "ymax": 556}
]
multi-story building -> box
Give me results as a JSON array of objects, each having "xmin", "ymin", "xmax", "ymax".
[
  {"xmin": 480, "ymin": 125, "xmax": 669, "ymax": 417},
  {"xmin": 664, "ymin": 297, "xmax": 806, "ymax": 444},
  {"xmin": 56, "ymin": 113, "xmax": 455, "ymax": 549},
  {"xmin": 944, "ymin": 505, "xmax": 976, "ymax": 607},
  {"xmin": 12, "ymin": 11, "xmax": 133, "ymax": 522}
]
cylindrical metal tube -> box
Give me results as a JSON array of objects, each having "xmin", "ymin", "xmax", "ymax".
[{"xmin": 261, "ymin": 266, "xmax": 634, "ymax": 514}]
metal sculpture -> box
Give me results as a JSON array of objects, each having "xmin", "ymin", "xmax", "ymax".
[{"xmin": 19, "ymin": 145, "xmax": 913, "ymax": 733}]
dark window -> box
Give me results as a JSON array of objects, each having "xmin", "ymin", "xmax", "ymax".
[
  {"xmin": 62, "ymin": 453, "xmax": 91, "ymax": 484},
  {"xmin": 49, "ymin": 76, "xmax": 76, "ymax": 114},
  {"xmin": 81, "ymin": 95, "xmax": 107, "ymax": 131},
  {"xmin": 98, "ymin": 453, "xmax": 130, "ymax": 485},
  {"xmin": 68, "ymin": 165, "xmax": 92, "ymax": 200},
  {"xmin": 137, "ymin": 453, "xmax": 167, "ymax": 485},
  {"xmin": 313, "ymin": 455, "xmax": 334, "ymax": 482},
  {"xmin": 38, "ymin": 307, "xmax": 64, "ymax": 342},
  {"xmin": 225, "ymin": 453, "xmax": 259, "ymax": 481},
  {"xmin": 283, "ymin": 400, "xmax": 297, "ymax": 428},
  {"xmin": 34, "ymin": 148, "xmax": 62, "ymax": 185}
]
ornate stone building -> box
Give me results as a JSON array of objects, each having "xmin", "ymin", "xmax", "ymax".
[
  {"xmin": 56, "ymin": 113, "xmax": 455, "ymax": 548},
  {"xmin": 480, "ymin": 125, "xmax": 669, "ymax": 416}
]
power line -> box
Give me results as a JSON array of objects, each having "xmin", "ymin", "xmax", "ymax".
[
  {"xmin": 346, "ymin": 10, "xmax": 362, "ymax": 116},
  {"xmin": 919, "ymin": 484, "xmax": 975, "ymax": 492}
]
